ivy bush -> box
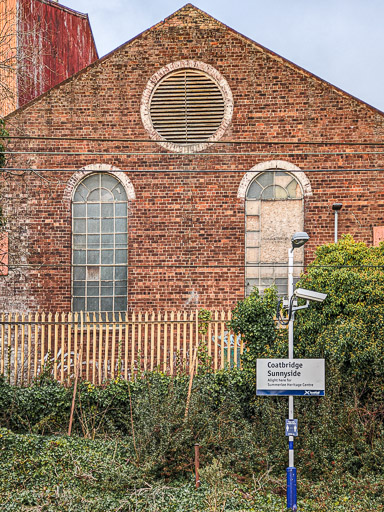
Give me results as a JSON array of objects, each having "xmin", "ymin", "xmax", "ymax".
[{"xmin": 294, "ymin": 235, "xmax": 384, "ymax": 393}]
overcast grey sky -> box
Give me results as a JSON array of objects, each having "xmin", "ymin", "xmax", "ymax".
[{"xmin": 62, "ymin": 0, "xmax": 384, "ymax": 112}]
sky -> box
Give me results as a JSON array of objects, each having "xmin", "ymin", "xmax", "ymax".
[{"xmin": 62, "ymin": 0, "xmax": 384, "ymax": 112}]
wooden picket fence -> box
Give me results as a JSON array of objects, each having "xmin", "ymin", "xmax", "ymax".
[{"xmin": 0, "ymin": 311, "xmax": 244, "ymax": 385}]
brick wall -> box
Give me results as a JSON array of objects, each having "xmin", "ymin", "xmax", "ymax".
[{"xmin": 2, "ymin": 4, "xmax": 384, "ymax": 312}]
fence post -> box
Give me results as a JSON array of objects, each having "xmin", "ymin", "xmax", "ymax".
[
  {"xmin": 111, "ymin": 312, "xmax": 116, "ymax": 380},
  {"xmin": 104, "ymin": 312, "xmax": 109, "ymax": 381},
  {"xmin": 131, "ymin": 312, "xmax": 136, "ymax": 377},
  {"xmin": 170, "ymin": 311, "xmax": 174, "ymax": 375},
  {"xmin": 54, "ymin": 312, "xmax": 59, "ymax": 380},
  {"xmin": 86, "ymin": 312, "xmax": 90, "ymax": 381},
  {"xmin": 14, "ymin": 313, "xmax": 19, "ymax": 384},
  {"xmin": 163, "ymin": 312, "xmax": 168, "ymax": 374},
  {"xmin": 34, "ymin": 312, "xmax": 39, "ymax": 380},
  {"xmin": 67, "ymin": 312, "xmax": 72, "ymax": 384},
  {"xmin": 98, "ymin": 312, "xmax": 103, "ymax": 385},
  {"xmin": 21, "ymin": 313, "xmax": 26, "ymax": 385},
  {"xmin": 157, "ymin": 311, "xmax": 161, "ymax": 369},
  {"xmin": 189, "ymin": 311, "xmax": 193, "ymax": 374},
  {"xmin": 47, "ymin": 312, "xmax": 52, "ymax": 364},
  {"xmin": 144, "ymin": 311, "xmax": 148, "ymax": 372},
  {"xmin": 150, "ymin": 312, "xmax": 155, "ymax": 371},
  {"xmin": 0, "ymin": 313, "xmax": 4, "ymax": 376},
  {"xmin": 195, "ymin": 310, "xmax": 199, "ymax": 373},
  {"xmin": 27, "ymin": 313, "xmax": 32, "ymax": 384},
  {"xmin": 195, "ymin": 444, "xmax": 200, "ymax": 489},
  {"xmin": 124, "ymin": 312, "xmax": 129, "ymax": 380},
  {"xmin": 92, "ymin": 312, "xmax": 97, "ymax": 385},
  {"xmin": 41, "ymin": 312, "xmax": 46, "ymax": 372},
  {"xmin": 60, "ymin": 312, "xmax": 66, "ymax": 383},
  {"xmin": 183, "ymin": 311, "xmax": 187, "ymax": 368},
  {"xmin": 176, "ymin": 311, "xmax": 181, "ymax": 367},
  {"xmin": 6, "ymin": 313, "xmax": 11, "ymax": 383},
  {"xmin": 73, "ymin": 312, "xmax": 79, "ymax": 380}
]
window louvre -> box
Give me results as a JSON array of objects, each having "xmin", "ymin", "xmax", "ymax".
[{"xmin": 150, "ymin": 69, "xmax": 225, "ymax": 144}]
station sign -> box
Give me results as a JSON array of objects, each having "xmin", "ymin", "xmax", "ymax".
[{"xmin": 256, "ymin": 359, "xmax": 325, "ymax": 396}]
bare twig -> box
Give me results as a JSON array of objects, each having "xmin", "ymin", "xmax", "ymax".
[
  {"xmin": 184, "ymin": 342, "xmax": 199, "ymax": 419},
  {"xmin": 68, "ymin": 348, "xmax": 82, "ymax": 436},
  {"xmin": 128, "ymin": 380, "xmax": 139, "ymax": 462}
]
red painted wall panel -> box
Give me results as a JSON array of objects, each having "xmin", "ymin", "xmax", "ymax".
[{"xmin": 17, "ymin": 0, "xmax": 98, "ymax": 106}]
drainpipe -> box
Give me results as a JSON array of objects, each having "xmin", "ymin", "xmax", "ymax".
[{"xmin": 332, "ymin": 203, "xmax": 343, "ymax": 243}]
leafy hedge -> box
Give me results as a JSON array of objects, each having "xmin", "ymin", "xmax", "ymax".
[
  {"xmin": 230, "ymin": 236, "xmax": 384, "ymax": 391},
  {"xmin": 1, "ymin": 426, "xmax": 383, "ymax": 511},
  {"xmin": 0, "ymin": 380, "xmax": 384, "ymax": 510},
  {"xmin": 0, "ymin": 366, "xmax": 383, "ymax": 481}
]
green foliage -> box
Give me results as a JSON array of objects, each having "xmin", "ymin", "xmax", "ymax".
[
  {"xmin": 2, "ymin": 240, "xmax": 384, "ymax": 509},
  {"xmin": 0, "ymin": 425, "xmax": 383, "ymax": 511},
  {"xmin": 294, "ymin": 235, "xmax": 384, "ymax": 393},
  {"xmin": 228, "ymin": 286, "xmax": 279, "ymax": 372},
  {"xmin": 224, "ymin": 236, "xmax": 384, "ymax": 480},
  {"xmin": 1, "ymin": 368, "xmax": 383, "ymax": 483},
  {"xmin": 228, "ymin": 236, "xmax": 384, "ymax": 392},
  {"xmin": 198, "ymin": 308, "xmax": 212, "ymax": 336}
]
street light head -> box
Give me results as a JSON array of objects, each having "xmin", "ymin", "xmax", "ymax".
[
  {"xmin": 291, "ymin": 232, "xmax": 310, "ymax": 249},
  {"xmin": 332, "ymin": 203, "xmax": 343, "ymax": 211}
]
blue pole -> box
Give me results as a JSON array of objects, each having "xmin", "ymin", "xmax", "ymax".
[{"xmin": 286, "ymin": 466, "xmax": 297, "ymax": 510}]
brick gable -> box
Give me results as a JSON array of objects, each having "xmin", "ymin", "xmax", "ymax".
[{"xmin": 2, "ymin": 4, "xmax": 384, "ymax": 311}]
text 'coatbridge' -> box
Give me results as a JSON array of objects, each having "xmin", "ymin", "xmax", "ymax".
[
  {"xmin": 267, "ymin": 360, "xmax": 303, "ymax": 378},
  {"xmin": 257, "ymin": 359, "xmax": 325, "ymax": 396}
]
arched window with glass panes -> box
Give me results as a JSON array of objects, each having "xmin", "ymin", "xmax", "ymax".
[
  {"xmin": 245, "ymin": 171, "xmax": 304, "ymax": 296},
  {"xmin": 72, "ymin": 173, "xmax": 128, "ymax": 313}
]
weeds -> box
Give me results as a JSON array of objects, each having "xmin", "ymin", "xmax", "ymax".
[{"xmin": 0, "ymin": 367, "xmax": 383, "ymax": 509}]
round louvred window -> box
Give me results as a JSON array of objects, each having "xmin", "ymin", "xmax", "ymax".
[{"xmin": 141, "ymin": 61, "xmax": 233, "ymax": 153}]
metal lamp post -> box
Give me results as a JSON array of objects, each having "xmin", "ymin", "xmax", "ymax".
[
  {"xmin": 257, "ymin": 232, "xmax": 326, "ymax": 510},
  {"xmin": 287, "ymin": 232, "xmax": 310, "ymax": 511}
]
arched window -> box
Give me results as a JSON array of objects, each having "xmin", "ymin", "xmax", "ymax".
[
  {"xmin": 245, "ymin": 171, "xmax": 304, "ymax": 296},
  {"xmin": 72, "ymin": 173, "xmax": 128, "ymax": 312}
]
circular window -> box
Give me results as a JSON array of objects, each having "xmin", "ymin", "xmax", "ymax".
[{"xmin": 141, "ymin": 61, "xmax": 233, "ymax": 153}]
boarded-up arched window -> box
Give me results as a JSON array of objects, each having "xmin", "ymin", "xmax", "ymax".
[{"xmin": 245, "ymin": 171, "xmax": 304, "ymax": 295}]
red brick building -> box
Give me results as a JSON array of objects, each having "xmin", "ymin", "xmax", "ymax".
[
  {"xmin": 2, "ymin": 3, "xmax": 384, "ymax": 313},
  {"xmin": 0, "ymin": 0, "xmax": 98, "ymax": 117}
]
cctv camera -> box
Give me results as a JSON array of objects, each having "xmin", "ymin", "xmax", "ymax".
[{"xmin": 294, "ymin": 288, "xmax": 327, "ymax": 303}]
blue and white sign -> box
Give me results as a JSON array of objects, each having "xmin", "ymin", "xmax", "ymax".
[
  {"xmin": 286, "ymin": 419, "xmax": 298, "ymax": 436},
  {"xmin": 256, "ymin": 359, "xmax": 325, "ymax": 396}
]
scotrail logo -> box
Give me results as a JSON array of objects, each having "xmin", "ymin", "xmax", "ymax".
[{"xmin": 304, "ymin": 390, "xmax": 321, "ymax": 396}]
